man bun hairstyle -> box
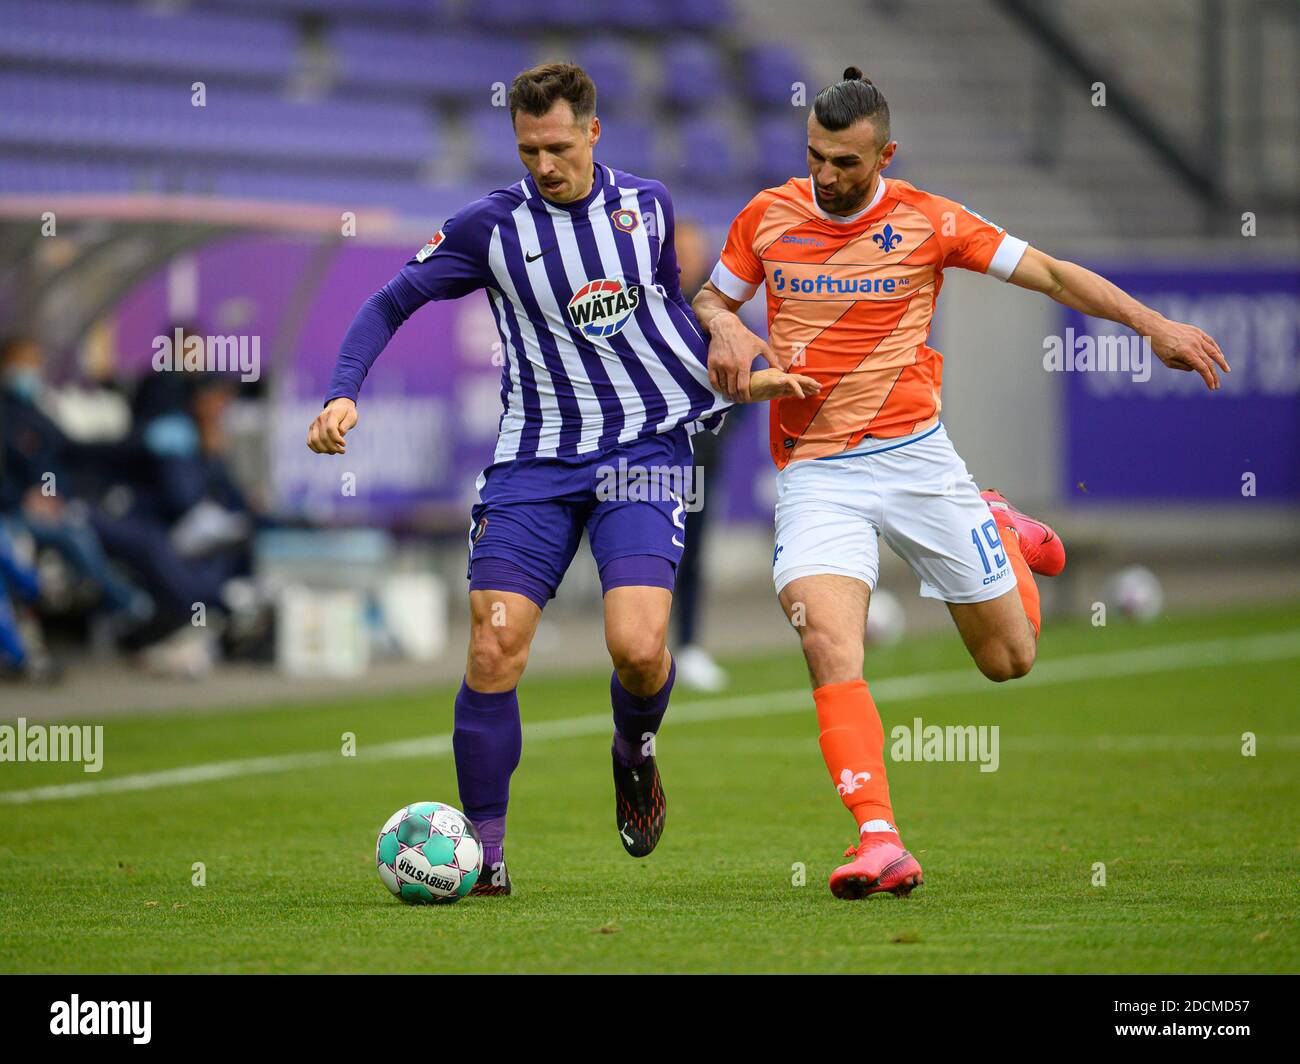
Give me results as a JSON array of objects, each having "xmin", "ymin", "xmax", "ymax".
[
  {"xmin": 813, "ymin": 66, "xmax": 890, "ymax": 145},
  {"xmin": 508, "ymin": 62, "xmax": 597, "ymax": 124}
]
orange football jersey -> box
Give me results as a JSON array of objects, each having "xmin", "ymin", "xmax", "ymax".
[{"xmin": 711, "ymin": 175, "xmax": 1027, "ymax": 468}]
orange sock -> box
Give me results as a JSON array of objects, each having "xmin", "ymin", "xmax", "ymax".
[
  {"xmin": 813, "ymin": 679, "xmax": 894, "ymax": 831},
  {"xmin": 991, "ymin": 512, "xmax": 1041, "ymax": 638}
]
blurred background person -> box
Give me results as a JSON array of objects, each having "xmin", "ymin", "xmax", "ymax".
[
  {"xmin": 0, "ymin": 333, "xmax": 258, "ymax": 679},
  {"xmin": 129, "ymin": 364, "xmax": 258, "ymax": 604},
  {"xmin": 0, "ymin": 508, "xmax": 57, "ymax": 683},
  {"xmin": 128, "ymin": 363, "xmax": 271, "ymax": 669},
  {"xmin": 0, "ymin": 334, "xmax": 155, "ymax": 632}
]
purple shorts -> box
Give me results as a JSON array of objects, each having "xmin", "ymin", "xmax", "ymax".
[{"xmin": 467, "ymin": 428, "xmax": 697, "ymax": 610}]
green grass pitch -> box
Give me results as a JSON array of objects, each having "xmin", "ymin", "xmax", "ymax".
[{"xmin": 1, "ymin": 602, "xmax": 1297, "ymax": 974}]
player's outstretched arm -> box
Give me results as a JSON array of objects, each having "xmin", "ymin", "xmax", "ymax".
[
  {"xmin": 307, "ymin": 397, "xmax": 358, "ymax": 455},
  {"xmin": 692, "ymin": 281, "xmax": 776, "ymax": 403},
  {"xmin": 1008, "ymin": 246, "xmax": 1231, "ymax": 391},
  {"xmin": 308, "ymin": 206, "xmax": 491, "ymax": 457}
]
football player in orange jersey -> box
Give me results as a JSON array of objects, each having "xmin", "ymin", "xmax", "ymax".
[{"xmin": 692, "ymin": 67, "xmax": 1229, "ymax": 899}]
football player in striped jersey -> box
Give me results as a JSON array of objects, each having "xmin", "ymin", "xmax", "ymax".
[{"xmin": 309, "ymin": 63, "xmax": 816, "ymax": 895}]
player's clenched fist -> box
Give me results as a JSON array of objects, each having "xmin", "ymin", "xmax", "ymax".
[{"xmin": 307, "ymin": 397, "xmax": 358, "ymax": 454}]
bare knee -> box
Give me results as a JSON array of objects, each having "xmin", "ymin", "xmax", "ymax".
[
  {"xmin": 797, "ymin": 626, "xmax": 863, "ymax": 688},
  {"xmin": 609, "ymin": 632, "xmax": 668, "ymax": 694},
  {"xmin": 975, "ymin": 636, "xmax": 1036, "ymax": 683},
  {"xmin": 467, "ymin": 621, "xmax": 531, "ymax": 690}
]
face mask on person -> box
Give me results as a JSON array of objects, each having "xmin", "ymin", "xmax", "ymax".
[{"xmin": 3, "ymin": 368, "xmax": 42, "ymax": 402}]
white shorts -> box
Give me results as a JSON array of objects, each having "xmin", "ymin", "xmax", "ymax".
[{"xmin": 772, "ymin": 423, "xmax": 1016, "ymax": 603}]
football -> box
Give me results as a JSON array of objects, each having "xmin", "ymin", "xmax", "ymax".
[
  {"xmin": 1105, "ymin": 565, "xmax": 1165, "ymax": 623},
  {"xmin": 375, "ymin": 802, "xmax": 482, "ymax": 904}
]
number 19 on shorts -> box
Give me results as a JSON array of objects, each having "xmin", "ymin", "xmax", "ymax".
[{"xmin": 971, "ymin": 518, "xmax": 1007, "ymax": 575}]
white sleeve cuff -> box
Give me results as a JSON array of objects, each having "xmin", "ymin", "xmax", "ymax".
[
  {"xmin": 986, "ymin": 235, "xmax": 1028, "ymax": 281},
  {"xmin": 709, "ymin": 260, "xmax": 760, "ymax": 303}
]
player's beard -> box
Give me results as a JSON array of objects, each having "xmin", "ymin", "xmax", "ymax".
[{"xmin": 814, "ymin": 170, "xmax": 879, "ymax": 217}]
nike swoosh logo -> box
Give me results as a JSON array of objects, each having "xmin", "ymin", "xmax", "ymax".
[{"xmin": 525, "ymin": 247, "xmax": 552, "ymax": 263}]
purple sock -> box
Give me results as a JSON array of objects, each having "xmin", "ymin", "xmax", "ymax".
[
  {"xmin": 611, "ymin": 657, "xmax": 675, "ymax": 767},
  {"xmin": 453, "ymin": 679, "xmax": 521, "ymax": 860},
  {"xmin": 475, "ymin": 816, "xmax": 505, "ymax": 871}
]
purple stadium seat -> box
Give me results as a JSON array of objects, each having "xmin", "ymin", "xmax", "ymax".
[
  {"xmin": 197, "ymin": 0, "xmax": 448, "ymax": 18},
  {"xmin": 0, "ymin": 0, "xmax": 758, "ymax": 222},
  {"xmin": 465, "ymin": 110, "xmax": 527, "ymax": 187},
  {"xmin": 676, "ymin": 116, "xmax": 749, "ymax": 189},
  {"xmin": 329, "ymin": 27, "xmax": 534, "ymax": 98},
  {"xmin": 0, "ymin": 155, "xmax": 143, "ymax": 195},
  {"xmin": 0, "ymin": 148, "xmax": 472, "ymax": 218},
  {"xmin": 755, "ymin": 114, "xmax": 808, "ymax": 188},
  {"xmin": 473, "ymin": 0, "xmax": 582, "ymax": 31},
  {"xmin": 0, "ymin": 72, "xmax": 439, "ymax": 171},
  {"xmin": 604, "ymin": 0, "xmax": 660, "ymax": 32},
  {"xmin": 593, "ymin": 118, "xmax": 657, "ymax": 179},
  {"xmin": 748, "ymin": 43, "xmax": 809, "ymax": 110},
  {"xmin": 661, "ymin": 40, "xmax": 727, "ymax": 111},
  {"xmin": 0, "ymin": 0, "xmax": 299, "ymax": 82},
  {"xmin": 575, "ymin": 38, "xmax": 639, "ymax": 114},
  {"xmin": 661, "ymin": 0, "xmax": 733, "ymax": 31}
]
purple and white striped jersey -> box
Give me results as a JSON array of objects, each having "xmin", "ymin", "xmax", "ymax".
[{"xmin": 326, "ymin": 164, "xmax": 730, "ymax": 464}]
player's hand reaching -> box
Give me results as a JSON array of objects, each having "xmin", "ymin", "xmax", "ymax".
[
  {"xmin": 1010, "ymin": 249, "xmax": 1232, "ymax": 394},
  {"xmin": 307, "ymin": 397, "xmax": 358, "ymax": 454},
  {"xmin": 1148, "ymin": 317, "xmax": 1231, "ymax": 391},
  {"xmin": 706, "ymin": 312, "xmax": 774, "ymax": 403},
  {"xmin": 748, "ymin": 368, "xmax": 822, "ymax": 402}
]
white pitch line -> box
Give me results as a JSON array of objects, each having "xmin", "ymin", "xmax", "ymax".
[{"xmin": 2, "ymin": 629, "xmax": 1297, "ymax": 805}]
